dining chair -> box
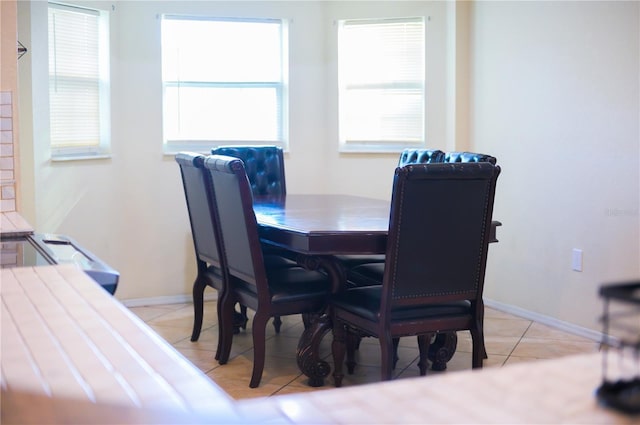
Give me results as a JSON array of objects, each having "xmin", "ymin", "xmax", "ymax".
[
  {"xmin": 176, "ymin": 152, "xmax": 296, "ymax": 352},
  {"xmin": 175, "ymin": 152, "xmax": 230, "ymax": 359},
  {"xmin": 211, "ymin": 145, "xmax": 290, "ymax": 332},
  {"xmin": 336, "ymin": 149, "xmax": 499, "ymax": 358},
  {"xmin": 331, "ymin": 162, "xmax": 501, "ymax": 386},
  {"xmin": 204, "ymin": 154, "xmax": 332, "ymax": 388}
]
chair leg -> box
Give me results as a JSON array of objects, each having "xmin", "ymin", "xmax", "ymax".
[
  {"xmin": 190, "ymin": 277, "xmax": 207, "ymax": 342},
  {"xmin": 249, "ymin": 312, "xmax": 270, "ymax": 388},
  {"xmin": 392, "ymin": 337, "xmax": 400, "ymax": 369},
  {"xmin": 218, "ymin": 292, "xmax": 236, "ymax": 365},
  {"xmin": 331, "ymin": 320, "xmax": 347, "ymax": 387},
  {"xmin": 379, "ymin": 333, "xmax": 394, "ymax": 381},
  {"xmin": 302, "ymin": 313, "xmax": 312, "ymax": 330},
  {"xmin": 346, "ymin": 330, "xmax": 358, "ymax": 374},
  {"xmin": 234, "ymin": 304, "xmax": 248, "ymax": 333},
  {"xmin": 273, "ymin": 316, "xmax": 282, "ymax": 333},
  {"xmin": 417, "ymin": 334, "xmax": 432, "ymax": 376},
  {"xmin": 354, "ymin": 335, "xmax": 362, "ymax": 350},
  {"xmin": 470, "ymin": 326, "xmax": 485, "ymax": 369}
]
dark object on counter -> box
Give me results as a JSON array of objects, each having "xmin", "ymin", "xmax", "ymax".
[
  {"xmin": 597, "ymin": 280, "xmax": 640, "ymax": 414},
  {"xmin": 1, "ymin": 233, "xmax": 119, "ymax": 295}
]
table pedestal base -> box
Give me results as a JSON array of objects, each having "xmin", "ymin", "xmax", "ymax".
[
  {"xmin": 428, "ymin": 332, "xmax": 458, "ymax": 371},
  {"xmin": 296, "ymin": 313, "xmax": 332, "ymax": 387}
]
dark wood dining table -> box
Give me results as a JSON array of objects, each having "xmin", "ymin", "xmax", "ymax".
[{"xmin": 253, "ymin": 194, "xmax": 501, "ymax": 386}]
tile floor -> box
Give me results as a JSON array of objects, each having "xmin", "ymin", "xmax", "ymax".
[{"xmin": 128, "ymin": 300, "xmax": 600, "ymax": 401}]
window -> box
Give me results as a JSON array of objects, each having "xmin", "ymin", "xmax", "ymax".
[
  {"xmin": 338, "ymin": 17, "xmax": 425, "ymax": 153},
  {"xmin": 161, "ymin": 16, "xmax": 289, "ymax": 153},
  {"xmin": 48, "ymin": 2, "xmax": 110, "ymax": 159}
]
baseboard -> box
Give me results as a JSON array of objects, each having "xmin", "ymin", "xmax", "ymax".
[
  {"xmin": 484, "ymin": 298, "xmax": 603, "ymax": 343},
  {"xmin": 119, "ymin": 294, "xmax": 604, "ymax": 343},
  {"xmin": 120, "ymin": 293, "xmax": 217, "ymax": 308}
]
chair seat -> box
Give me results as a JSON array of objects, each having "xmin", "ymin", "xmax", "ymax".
[
  {"xmin": 333, "ymin": 254, "xmax": 386, "ymax": 269},
  {"xmin": 346, "ymin": 262, "xmax": 386, "ymax": 286},
  {"xmin": 234, "ymin": 266, "xmax": 330, "ymax": 304},
  {"xmin": 269, "ymin": 268, "xmax": 331, "ymax": 303},
  {"xmin": 333, "ymin": 285, "xmax": 471, "ymax": 322},
  {"xmin": 203, "ymin": 265, "xmax": 224, "ymax": 290},
  {"xmin": 264, "ymin": 254, "xmax": 298, "ymax": 269}
]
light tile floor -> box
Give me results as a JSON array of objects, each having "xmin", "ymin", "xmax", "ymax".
[{"xmin": 128, "ymin": 300, "xmax": 600, "ymax": 400}]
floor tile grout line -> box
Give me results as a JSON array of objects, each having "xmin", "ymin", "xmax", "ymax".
[
  {"xmin": 504, "ymin": 320, "xmax": 534, "ymax": 363},
  {"xmin": 131, "ymin": 303, "xmax": 599, "ymax": 398}
]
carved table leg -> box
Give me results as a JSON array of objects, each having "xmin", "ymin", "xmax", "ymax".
[
  {"xmin": 296, "ymin": 312, "xmax": 332, "ymax": 387},
  {"xmin": 293, "ymin": 254, "xmax": 346, "ymax": 387},
  {"xmin": 427, "ymin": 332, "xmax": 458, "ymax": 371}
]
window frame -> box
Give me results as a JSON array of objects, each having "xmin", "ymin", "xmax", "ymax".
[
  {"xmin": 48, "ymin": 1, "xmax": 111, "ymax": 161},
  {"xmin": 160, "ymin": 15, "xmax": 289, "ymax": 154},
  {"xmin": 337, "ymin": 16, "xmax": 426, "ymax": 153}
]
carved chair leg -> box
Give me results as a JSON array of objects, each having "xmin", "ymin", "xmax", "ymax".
[
  {"xmin": 191, "ymin": 277, "xmax": 207, "ymax": 342},
  {"xmin": 417, "ymin": 334, "xmax": 432, "ymax": 376},
  {"xmin": 346, "ymin": 329, "xmax": 358, "ymax": 374},
  {"xmin": 380, "ymin": 334, "xmax": 394, "ymax": 381},
  {"xmin": 354, "ymin": 335, "xmax": 362, "ymax": 350},
  {"xmin": 273, "ymin": 316, "xmax": 282, "ymax": 333},
  {"xmin": 470, "ymin": 327, "xmax": 485, "ymax": 369},
  {"xmin": 393, "ymin": 337, "xmax": 400, "ymax": 369},
  {"xmin": 331, "ymin": 320, "xmax": 347, "ymax": 387},
  {"xmin": 249, "ymin": 312, "xmax": 270, "ymax": 388},
  {"xmin": 234, "ymin": 304, "xmax": 248, "ymax": 334},
  {"xmin": 218, "ymin": 292, "xmax": 236, "ymax": 365}
]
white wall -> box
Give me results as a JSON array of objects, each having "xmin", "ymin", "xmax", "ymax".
[
  {"xmin": 471, "ymin": 1, "xmax": 640, "ymax": 331},
  {"xmin": 17, "ymin": 1, "xmax": 449, "ymax": 300},
  {"xmin": 16, "ymin": 1, "xmax": 639, "ymax": 333}
]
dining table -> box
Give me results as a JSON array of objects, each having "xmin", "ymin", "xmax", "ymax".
[{"xmin": 253, "ymin": 194, "xmax": 501, "ymax": 387}]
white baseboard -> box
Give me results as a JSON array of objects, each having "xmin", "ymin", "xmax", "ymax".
[
  {"xmin": 120, "ymin": 293, "xmax": 217, "ymax": 308},
  {"xmin": 484, "ymin": 298, "xmax": 603, "ymax": 343},
  {"xmin": 119, "ymin": 294, "xmax": 603, "ymax": 343}
]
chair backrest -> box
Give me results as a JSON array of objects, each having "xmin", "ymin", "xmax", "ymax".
[
  {"xmin": 443, "ymin": 151, "xmax": 497, "ymax": 164},
  {"xmin": 397, "ymin": 149, "xmax": 445, "ymax": 167},
  {"xmin": 175, "ymin": 152, "xmax": 224, "ymax": 269},
  {"xmin": 211, "ymin": 146, "xmax": 286, "ymax": 197},
  {"xmin": 398, "ymin": 148, "xmax": 497, "ymax": 167},
  {"xmin": 380, "ymin": 162, "xmax": 501, "ymax": 315},
  {"xmin": 204, "ymin": 154, "xmax": 269, "ymax": 297}
]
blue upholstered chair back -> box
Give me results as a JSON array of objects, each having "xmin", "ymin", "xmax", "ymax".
[
  {"xmin": 211, "ymin": 146, "xmax": 286, "ymax": 197},
  {"xmin": 398, "ymin": 148, "xmax": 497, "ymax": 167}
]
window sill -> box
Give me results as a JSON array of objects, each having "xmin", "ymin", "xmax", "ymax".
[
  {"xmin": 51, "ymin": 153, "xmax": 113, "ymax": 162},
  {"xmin": 339, "ymin": 142, "xmax": 425, "ymax": 154},
  {"xmin": 163, "ymin": 141, "xmax": 288, "ymax": 156}
]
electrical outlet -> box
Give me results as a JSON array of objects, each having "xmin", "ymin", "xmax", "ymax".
[{"xmin": 572, "ymin": 249, "xmax": 583, "ymax": 272}]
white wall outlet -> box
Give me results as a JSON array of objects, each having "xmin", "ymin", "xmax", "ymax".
[{"xmin": 572, "ymin": 249, "xmax": 583, "ymax": 272}]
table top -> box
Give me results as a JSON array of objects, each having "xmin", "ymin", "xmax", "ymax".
[
  {"xmin": 254, "ymin": 194, "xmax": 390, "ymax": 255},
  {"xmin": 254, "ymin": 194, "xmax": 501, "ymax": 255}
]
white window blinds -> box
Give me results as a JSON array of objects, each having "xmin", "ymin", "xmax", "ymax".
[
  {"xmin": 48, "ymin": 2, "xmax": 109, "ymax": 157},
  {"xmin": 338, "ymin": 17, "xmax": 425, "ymax": 152}
]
